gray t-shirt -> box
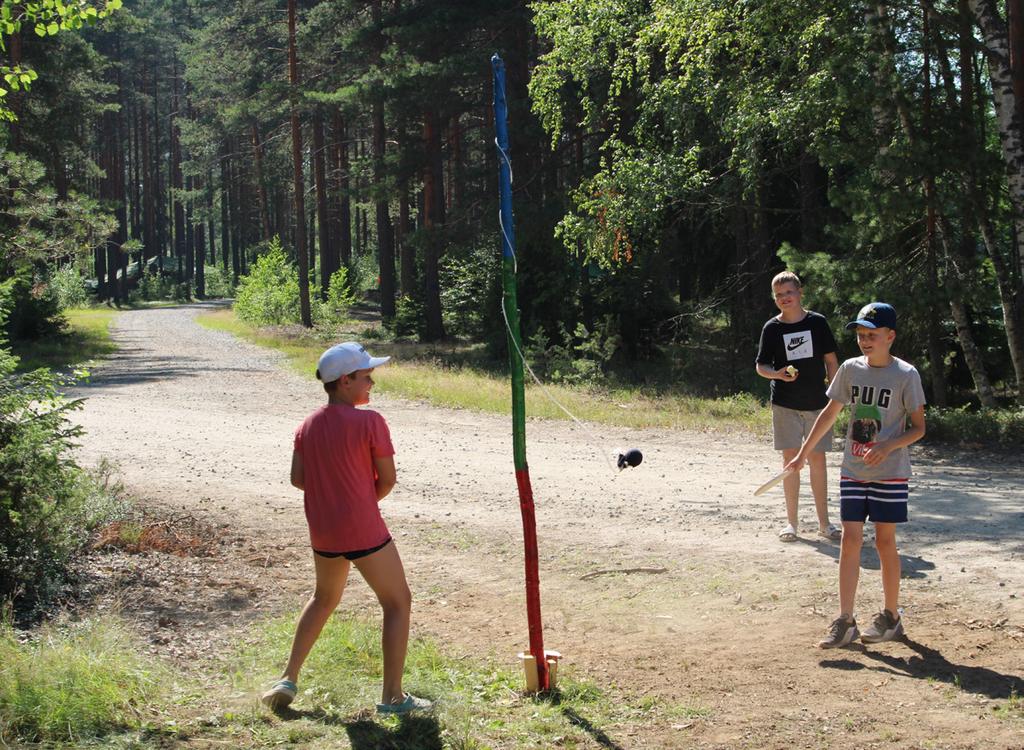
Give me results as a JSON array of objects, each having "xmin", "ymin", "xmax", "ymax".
[{"xmin": 826, "ymin": 356, "xmax": 926, "ymax": 481}]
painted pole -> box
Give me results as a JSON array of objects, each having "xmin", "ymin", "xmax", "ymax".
[{"xmin": 491, "ymin": 53, "xmax": 548, "ymax": 691}]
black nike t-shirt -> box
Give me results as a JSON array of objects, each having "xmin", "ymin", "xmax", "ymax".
[{"xmin": 755, "ymin": 311, "xmax": 837, "ymax": 411}]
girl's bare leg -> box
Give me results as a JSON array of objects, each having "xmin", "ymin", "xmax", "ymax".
[
  {"xmin": 354, "ymin": 541, "xmax": 412, "ymax": 705},
  {"xmin": 282, "ymin": 553, "xmax": 351, "ymax": 683}
]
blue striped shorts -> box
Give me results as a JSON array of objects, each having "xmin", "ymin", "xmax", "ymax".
[{"xmin": 839, "ymin": 477, "xmax": 909, "ymax": 523}]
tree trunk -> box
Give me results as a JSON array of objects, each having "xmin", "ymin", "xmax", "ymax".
[
  {"xmin": 399, "ymin": 178, "xmax": 415, "ymax": 297},
  {"xmin": 288, "ymin": 0, "xmax": 312, "ymax": 327},
  {"xmin": 140, "ymin": 80, "xmax": 156, "ymax": 270},
  {"xmin": 312, "ymin": 107, "xmax": 334, "ymax": 297},
  {"xmin": 250, "ymin": 121, "xmax": 273, "ymax": 242},
  {"xmin": 373, "ymin": 100, "xmax": 395, "ymax": 318},
  {"xmin": 171, "ymin": 56, "xmax": 186, "ymax": 283},
  {"xmin": 922, "ymin": 1, "xmax": 949, "ymax": 406},
  {"xmin": 220, "ymin": 145, "xmax": 231, "ymax": 274},
  {"xmin": 332, "ymin": 108, "xmax": 352, "ymax": 267},
  {"xmin": 969, "ymin": 0, "xmax": 1024, "ymax": 399},
  {"xmin": 422, "ymin": 108, "xmax": 446, "ymax": 341}
]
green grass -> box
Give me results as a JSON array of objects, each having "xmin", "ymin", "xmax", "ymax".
[
  {"xmin": 196, "ymin": 308, "xmax": 770, "ymax": 434},
  {"xmin": 215, "ymin": 612, "xmax": 708, "ymax": 748},
  {"xmin": 2, "ymin": 607, "xmax": 710, "ymax": 748},
  {"xmin": 0, "ymin": 619, "xmax": 164, "ymax": 745},
  {"xmin": 11, "ymin": 306, "xmax": 119, "ymax": 372},
  {"xmin": 993, "ymin": 690, "xmax": 1023, "ymax": 721}
]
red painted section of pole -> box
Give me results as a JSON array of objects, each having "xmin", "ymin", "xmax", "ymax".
[{"xmin": 515, "ymin": 467, "xmax": 548, "ymax": 690}]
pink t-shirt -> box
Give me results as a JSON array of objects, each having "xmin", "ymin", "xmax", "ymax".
[{"xmin": 293, "ymin": 403, "xmax": 395, "ymax": 553}]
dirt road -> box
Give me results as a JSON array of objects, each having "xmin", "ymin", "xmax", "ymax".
[{"xmin": 72, "ymin": 303, "xmax": 1024, "ymax": 748}]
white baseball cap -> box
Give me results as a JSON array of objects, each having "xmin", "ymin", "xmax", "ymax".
[{"xmin": 316, "ymin": 342, "xmax": 390, "ymax": 382}]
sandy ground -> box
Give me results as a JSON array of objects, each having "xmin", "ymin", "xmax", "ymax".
[{"xmin": 70, "ymin": 303, "xmax": 1024, "ymax": 749}]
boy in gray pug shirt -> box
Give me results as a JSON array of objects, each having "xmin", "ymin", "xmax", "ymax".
[{"xmin": 786, "ymin": 302, "xmax": 926, "ymax": 648}]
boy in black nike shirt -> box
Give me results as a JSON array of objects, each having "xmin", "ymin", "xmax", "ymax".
[{"xmin": 755, "ymin": 272, "xmax": 840, "ymax": 543}]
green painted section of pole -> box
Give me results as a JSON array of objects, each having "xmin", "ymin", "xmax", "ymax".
[
  {"xmin": 492, "ymin": 52, "xmax": 548, "ymax": 690},
  {"xmin": 492, "ymin": 56, "xmax": 526, "ymax": 470}
]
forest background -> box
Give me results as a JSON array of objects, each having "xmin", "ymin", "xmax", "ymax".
[{"xmin": 4, "ymin": 0, "xmax": 1024, "ymax": 413}]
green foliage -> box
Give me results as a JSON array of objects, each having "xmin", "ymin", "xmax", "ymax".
[
  {"xmin": 0, "ymin": 0, "xmax": 123, "ymax": 121},
  {"xmin": 0, "ymin": 288, "xmax": 122, "ymax": 613},
  {"xmin": 525, "ymin": 315, "xmax": 621, "ymax": 386},
  {"xmin": 1, "ymin": 267, "xmax": 65, "ymax": 342},
  {"xmin": 346, "ymin": 251, "xmax": 380, "ymax": 295},
  {"xmin": 439, "ymin": 236, "xmax": 501, "ymax": 339},
  {"xmin": 201, "ymin": 265, "xmax": 235, "ymax": 299},
  {"xmin": 233, "ymin": 237, "xmax": 301, "ymax": 326},
  {"xmin": 0, "ymin": 152, "xmax": 115, "ymax": 270},
  {"xmin": 0, "ymin": 617, "xmax": 159, "ymax": 744},
  {"xmin": 130, "ymin": 273, "xmax": 191, "ymax": 303},
  {"xmin": 925, "ymin": 407, "xmax": 1024, "ymax": 448},
  {"xmin": 48, "ymin": 263, "xmax": 90, "ymax": 310},
  {"xmin": 322, "ymin": 266, "xmax": 357, "ymax": 320},
  {"xmin": 234, "ymin": 239, "xmax": 360, "ymax": 329},
  {"xmin": 387, "ymin": 295, "xmax": 426, "ymax": 339}
]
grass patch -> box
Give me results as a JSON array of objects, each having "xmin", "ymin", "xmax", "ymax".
[
  {"xmin": 196, "ymin": 308, "xmax": 770, "ymax": 434},
  {"xmin": 993, "ymin": 690, "xmax": 1023, "ymax": 721},
  {"xmin": 11, "ymin": 306, "xmax": 119, "ymax": 372},
  {"xmin": 0, "ymin": 618, "xmax": 164, "ymax": 744},
  {"xmin": 217, "ymin": 612, "xmax": 707, "ymax": 748}
]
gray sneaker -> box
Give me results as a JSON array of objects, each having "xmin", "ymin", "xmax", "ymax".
[
  {"xmin": 861, "ymin": 609, "xmax": 904, "ymax": 643},
  {"xmin": 818, "ymin": 615, "xmax": 860, "ymax": 649}
]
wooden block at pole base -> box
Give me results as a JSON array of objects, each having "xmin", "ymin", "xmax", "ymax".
[
  {"xmin": 519, "ymin": 650, "xmax": 563, "ymax": 692},
  {"xmin": 546, "ymin": 658, "xmax": 558, "ymax": 689},
  {"xmin": 517, "ymin": 652, "xmax": 539, "ymax": 692}
]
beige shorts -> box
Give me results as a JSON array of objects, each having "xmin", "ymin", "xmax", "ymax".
[{"xmin": 772, "ymin": 404, "xmax": 832, "ymax": 452}]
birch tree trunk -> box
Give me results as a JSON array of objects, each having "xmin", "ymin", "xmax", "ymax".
[{"xmin": 967, "ymin": 0, "xmax": 1024, "ymax": 400}]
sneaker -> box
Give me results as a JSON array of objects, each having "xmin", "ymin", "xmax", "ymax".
[
  {"xmin": 376, "ymin": 693, "xmax": 433, "ymax": 715},
  {"xmin": 861, "ymin": 609, "xmax": 904, "ymax": 643},
  {"xmin": 818, "ymin": 615, "xmax": 860, "ymax": 649},
  {"xmin": 261, "ymin": 678, "xmax": 297, "ymax": 710}
]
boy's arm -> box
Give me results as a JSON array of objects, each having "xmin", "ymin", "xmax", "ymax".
[
  {"xmin": 755, "ymin": 325, "xmax": 796, "ymax": 382},
  {"xmin": 373, "ymin": 454, "xmax": 397, "ymax": 501},
  {"xmin": 756, "ymin": 362, "xmax": 797, "ymax": 382},
  {"xmin": 290, "ymin": 450, "xmax": 304, "ymax": 490},
  {"xmin": 863, "ymin": 405, "xmax": 926, "ymax": 467},
  {"xmin": 784, "ymin": 398, "xmax": 844, "ymax": 472},
  {"xmin": 824, "ymin": 352, "xmax": 839, "ymax": 384}
]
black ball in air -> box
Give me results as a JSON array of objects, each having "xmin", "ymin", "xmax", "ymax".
[{"xmin": 617, "ymin": 449, "xmax": 643, "ymax": 470}]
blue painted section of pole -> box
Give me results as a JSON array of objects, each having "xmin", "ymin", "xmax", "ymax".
[
  {"xmin": 492, "ymin": 52, "xmax": 548, "ymax": 691},
  {"xmin": 493, "ymin": 54, "xmax": 516, "ymax": 263}
]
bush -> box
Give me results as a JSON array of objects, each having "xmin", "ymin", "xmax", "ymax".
[
  {"xmin": 233, "ymin": 237, "xmax": 301, "ymax": 325},
  {"xmin": 925, "ymin": 406, "xmax": 1024, "ymax": 448},
  {"xmin": 315, "ymin": 266, "xmax": 358, "ymax": 326},
  {"xmin": 131, "ymin": 272, "xmax": 191, "ymax": 303},
  {"xmin": 1, "ymin": 269, "xmax": 65, "ymax": 342},
  {"xmin": 439, "ymin": 236, "xmax": 501, "ymax": 338},
  {"xmin": 387, "ymin": 295, "xmax": 426, "ymax": 339},
  {"xmin": 48, "ymin": 264, "xmax": 90, "ymax": 310},
  {"xmin": 0, "ymin": 288, "xmax": 122, "ymax": 614},
  {"xmin": 235, "ymin": 239, "xmax": 359, "ymax": 328},
  {"xmin": 202, "ymin": 264, "xmax": 235, "ymax": 299},
  {"xmin": 525, "ymin": 315, "xmax": 621, "ymax": 386}
]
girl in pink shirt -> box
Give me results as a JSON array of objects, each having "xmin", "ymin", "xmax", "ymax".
[{"xmin": 262, "ymin": 342, "xmax": 430, "ymax": 715}]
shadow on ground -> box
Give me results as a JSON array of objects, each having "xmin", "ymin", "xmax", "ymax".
[
  {"xmin": 275, "ymin": 707, "xmax": 442, "ymax": 750},
  {"xmin": 800, "ymin": 536, "xmax": 936, "ymax": 578},
  {"xmin": 819, "ymin": 637, "xmax": 1024, "ymax": 701}
]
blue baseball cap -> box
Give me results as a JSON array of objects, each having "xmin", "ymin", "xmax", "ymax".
[{"xmin": 845, "ymin": 302, "xmax": 897, "ymax": 331}]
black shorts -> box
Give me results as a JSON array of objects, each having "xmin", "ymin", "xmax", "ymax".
[{"xmin": 314, "ymin": 537, "xmax": 392, "ymax": 561}]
